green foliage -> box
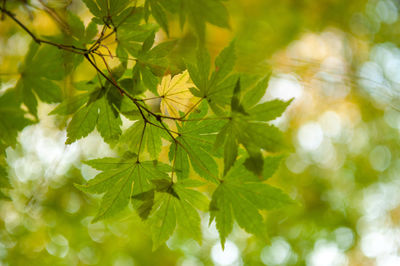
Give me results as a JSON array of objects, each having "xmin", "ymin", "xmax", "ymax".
[
  {"xmin": 0, "ymin": 0, "xmax": 293, "ymax": 250},
  {"xmin": 144, "ymin": 0, "xmax": 229, "ymax": 39},
  {"xmin": 52, "ymin": 82, "xmax": 123, "ymax": 144},
  {"xmin": 147, "ymin": 179, "xmax": 208, "ymax": 250},
  {"xmin": 0, "ymin": 164, "xmax": 11, "ymax": 199},
  {"xmin": 120, "ymin": 114, "xmax": 166, "ymax": 159},
  {"xmin": 216, "ymin": 76, "xmax": 291, "ymax": 176},
  {"xmin": 169, "ymin": 102, "xmax": 223, "ymax": 182},
  {"xmin": 210, "ymin": 159, "xmax": 294, "ymax": 247},
  {"xmin": 82, "ymin": 0, "xmax": 131, "ymax": 25},
  {"xmin": 3, "ymin": 0, "xmax": 400, "ymax": 265},
  {"xmin": 70, "ymin": 39, "xmax": 292, "ymax": 248},
  {"xmin": 15, "ymin": 43, "xmax": 63, "ymax": 116},
  {"xmin": 188, "ymin": 41, "xmax": 237, "ymax": 114},
  {"xmin": 76, "ymin": 155, "xmax": 171, "ymax": 222},
  {"xmin": 0, "ymin": 90, "xmax": 32, "ymax": 146}
]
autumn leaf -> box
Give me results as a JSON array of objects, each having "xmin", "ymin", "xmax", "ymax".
[{"xmin": 157, "ymin": 70, "xmax": 198, "ymax": 118}]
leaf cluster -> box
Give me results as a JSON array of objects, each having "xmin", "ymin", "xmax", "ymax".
[{"xmin": 0, "ymin": 0, "xmax": 294, "ymax": 249}]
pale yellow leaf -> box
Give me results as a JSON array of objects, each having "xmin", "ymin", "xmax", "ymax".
[{"xmin": 157, "ymin": 70, "xmax": 197, "ymax": 118}]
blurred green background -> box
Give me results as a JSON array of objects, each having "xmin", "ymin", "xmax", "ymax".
[{"xmin": 1, "ymin": 0, "xmax": 400, "ymax": 265}]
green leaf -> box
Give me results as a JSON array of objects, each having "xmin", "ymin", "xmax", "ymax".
[
  {"xmin": 145, "ymin": 0, "xmax": 229, "ymax": 40},
  {"xmin": 0, "ymin": 90, "xmax": 33, "ymax": 147},
  {"xmin": 210, "ymin": 161, "xmax": 294, "ymax": 247},
  {"xmin": 174, "ymin": 194, "xmax": 202, "ymax": 243},
  {"xmin": 262, "ymin": 155, "xmax": 285, "ymax": 181},
  {"xmin": 116, "ymin": 24, "xmax": 156, "ymax": 59},
  {"xmin": 63, "ymin": 85, "xmax": 123, "ymax": 145},
  {"xmin": 85, "ymin": 20, "xmax": 99, "ymax": 43},
  {"xmin": 188, "ymin": 42, "xmax": 237, "ymax": 114},
  {"xmin": 65, "ymin": 99, "xmax": 100, "ymax": 144},
  {"xmin": 82, "ymin": 0, "xmax": 102, "ymax": 18},
  {"xmin": 243, "ymin": 148, "xmax": 263, "ymax": 176},
  {"xmin": 109, "ymin": 0, "xmax": 131, "ymax": 15},
  {"xmin": 209, "ymin": 184, "xmax": 233, "ymax": 248},
  {"xmin": 97, "ymin": 96, "xmax": 122, "ymax": 143},
  {"xmin": 174, "ymin": 179, "xmax": 209, "ymax": 211},
  {"xmin": 76, "ymin": 157, "xmax": 171, "ymax": 222},
  {"xmin": 16, "ymin": 43, "xmax": 64, "ymax": 115},
  {"xmin": 145, "ymin": 121, "xmax": 164, "ymax": 159},
  {"xmin": 145, "ymin": 40, "xmax": 177, "ymax": 59},
  {"xmin": 149, "ymin": 192, "xmax": 176, "ymax": 250},
  {"xmin": 187, "ymin": 46, "xmax": 210, "ymax": 92},
  {"xmin": 132, "ymin": 190, "xmax": 154, "ymax": 219},
  {"xmin": 207, "ymin": 74, "xmax": 239, "ymax": 115},
  {"xmin": 185, "ymin": 0, "xmax": 229, "ymax": 41},
  {"xmin": 84, "ymin": 157, "xmax": 132, "ymax": 170},
  {"xmin": 67, "ymin": 12, "xmax": 85, "ymax": 39},
  {"xmin": 210, "ymin": 40, "xmax": 236, "ymax": 86},
  {"xmin": 119, "ymin": 120, "xmax": 144, "ymax": 151},
  {"xmin": 0, "ymin": 164, "xmax": 11, "ymax": 189},
  {"xmin": 140, "ymin": 66, "xmax": 159, "ymax": 94},
  {"xmin": 118, "ymin": 97, "xmax": 141, "ymax": 120},
  {"xmin": 148, "ymin": 0, "xmax": 169, "ymax": 35},
  {"xmin": 49, "ymin": 93, "xmax": 89, "ymax": 116},
  {"xmin": 114, "ymin": 6, "xmax": 145, "ymax": 28},
  {"xmin": 215, "ymin": 74, "xmax": 291, "ymax": 176},
  {"xmin": 241, "ymin": 74, "xmax": 271, "ymax": 109},
  {"xmin": 132, "ymin": 37, "xmax": 176, "ymax": 84},
  {"xmin": 148, "ymin": 180, "xmax": 206, "ymax": 250},
  {"xmin": 83, "ymin": 0, "xmax": 131, "ymax": 24},
  {"xmin": 223, "ymin": 133, "xmax": 238, "ymax": 176},
  {"xmin": 230, "ymin": 78, "xmax": 247, "ymax": 115},
  {"xmin": 169, "ymin": 102, "xmax": 223, "ymax": 182},
  {"xmin": 119, "ymin": 116, "xmax": 166, "ymax": 159},
  {"xmin": 142, "ymin": 31, "xmax": 155, "ymax": 52},
  {"xmin": 248, "ymin": 99, "xmax": 293, "ymax": 122}
]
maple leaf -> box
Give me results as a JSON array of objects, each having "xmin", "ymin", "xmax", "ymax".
[
  {"xmin": 76, "ymin": 156, "xmax": 171, "ymax": 222},
  {"xmin": 119, "ymin": 115, "xmax": 168, "ymax": 159},
  {"xmin": 144, "ymin": 0, "xmax": 229, "ymax": 40},
  {"xmin": 147, "ymin": 179, "xmax": 208, "ymax": 250},
  {"xmin": 210, "ymin": 159, "xmax": 294, "ymax": 248},
  {"xmin": 15, "ymin": 42, "xmax": 64, "ymax": 116},
  {"xmin": 168, "ymin": 102, "xmax": 223, "ymax": 182},
  {"xmin": 122, "ymin": 32, "xmax": 176, "ymax": 94},
  {"xmin": 0, "ymin": 90, "xmax": 33, "ymax": 147},
  {"xmin": 157, "ymin": 70, "xmax": 198, "ymax": 118},
  {"xmin": 50, "ymin": 80, "xmax": 123, "ymax": 145},
  {"xmin": 216, "ymin": 76, "xmax": 292, "ymax": 175},
  {"xmin": 83, "ymin": 0, "xmax": 131, "ymax": 25},
  {"xmin": 188, "ymin": 41, "xmax": 237, "ymax": 115}
]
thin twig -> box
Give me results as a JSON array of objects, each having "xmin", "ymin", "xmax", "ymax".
[
  {"xmin": 0, "ymin": 7, "xmax": 86, "ymax": 54},
  {"xmin": 0, "ymin": 7, "xmax": 41, "ymax": 43},
  {"xmin": 139, "ymin": 96, "xmax": 162, "ymax": 101}
]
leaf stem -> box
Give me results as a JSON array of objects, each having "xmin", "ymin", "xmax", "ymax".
[
  {"xmin": 170, "ymin": 143, "xmax": 178, "ymax": 182},
  {"xmin": 137, "ymin": 122, "xmax": 147, "ymax": 162}
]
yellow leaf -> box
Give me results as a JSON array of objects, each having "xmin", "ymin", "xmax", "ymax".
[{"xmin": 157, "ymin": 70, "xmax": 197, "ymax": 118}]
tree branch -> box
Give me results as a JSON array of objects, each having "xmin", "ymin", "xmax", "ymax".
[
  {"xmin": 0, "ymin": 7, "xmax": 86, "ymax": 54},
  {"xmin": 0, "ymin": 5, "xmax": 204, "ymax": 141}
]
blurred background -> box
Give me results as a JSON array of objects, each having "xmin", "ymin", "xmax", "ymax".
[{"xmin": 1, "ymin": 0, "xmax": 400, "ymax": 265}]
